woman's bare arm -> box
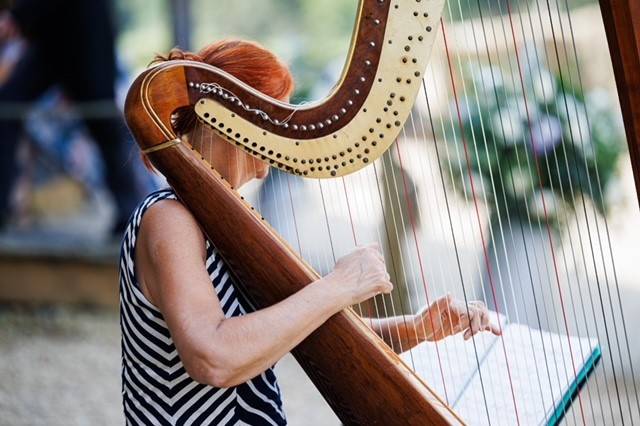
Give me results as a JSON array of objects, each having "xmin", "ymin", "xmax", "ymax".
[{"xmin": 136, "ymin": 199, "xmax": 392, "ymax": 387}]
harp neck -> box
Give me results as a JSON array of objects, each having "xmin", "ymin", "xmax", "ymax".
[{"xmin": 124, "ymin": 63, "xmax": 190, "ymax": 151}]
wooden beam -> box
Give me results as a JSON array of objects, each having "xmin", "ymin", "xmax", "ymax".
[
  {"xmin": 169, "ymin": 0, "xmax": 192, "ymax": 50},
  {"xmin": 0, "ymin": 256, "xmax": 118, "ymax": 308},
  {"xmin": 599, "ymin": 1, "xmax": 640, "ymax": 205},
  {"xmin": 0, "ymin": 235, "xmax": 119, "ymax": 308}
]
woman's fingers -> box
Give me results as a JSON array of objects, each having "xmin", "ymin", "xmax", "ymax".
[
  {"xmin": 360, "ymin": 244, "xmax": 386, "ymax": 270},
  {"xmin": 471, "ymin": 302, "xmax": 502, "ymax": 336},
  {"xmin": 463, "ymin": 328, "xmax": 471, "ymax": 340},
  {"xmin": 467, "ymin": 302, "xmax": 502, "ymax": 339},
  {"xmin": 424, "ymin": 297, "xmax": 504, "ymax": 341},
  {"xmin": 461, "ymin": 303, "xmax": 486, "ymax": 340},
  {"xmin": 437, "ymin": 294, "xmax": 455, "ymax": 311},
  {"xmin": 470, "ymin": 310, "xmax": 482, "ymax": 335},
  {"xmin": 455, "ymin": 313, "xmax": 469, "ymax": 334},
  {"xmin": 440, "ymin": 295, "xmax": 465, "ymax": 325},
  {"xmin": 438, "ymin": 296, "xmax": 466, "ymax": 337},
  {"xmin": 480, "ymin": 310, "xmax": 490, "ymax": 330},
  {"xmin": 487, "ymin": 321, "xmax": 502, "ymax": 336}
]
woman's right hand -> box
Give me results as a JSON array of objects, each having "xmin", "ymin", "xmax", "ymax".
[{"xmin": 321, "ymin": 244, "xmax": 393, "ymax": 308}]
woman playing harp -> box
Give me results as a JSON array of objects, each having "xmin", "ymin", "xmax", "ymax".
[{"xmin": 120, "ymin": 39, "xmax": 500, "ymax": 425}]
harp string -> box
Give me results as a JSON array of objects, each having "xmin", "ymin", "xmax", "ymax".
[
  {"xmin": 337, "ymin": 177, "xmax": 369, "ymax": 320},
  {"xmin": 346, "ymin": 169, "xmax": 380, "ymax": 331},
  {"xmin": 420, "ymin": 31, "xmax": 490, "ymax": 418},
  {"xmin": 337, "ymin": 177, "xmax": 372, "ymax": 321},
  {"xmin": 280, "ymin": 172, "xmax": 324, "ymax": 290},
  {"xmin": 350, "ymin": 168, "xmax": 409, "ymax": 354},
  {"xmin": 342, "ymin": 176, "xmax": 386, "ymax": 328},
  {"xmin": 423, "ymin": 78, "xmax": 492, "ymax": 419},
  {"xmin": 520, "ymin": 0, "xmax": 610, "ymax": 421},
  {"xmin": 367, "ymin": 166, "xmax": 405, "ymax": 351},
  {"xmin": 422, "ymin": 31, "xmax": 497, "ymax": 418},
  {"xmin": 348, "ymin": 164, "xmax": 413, "ymax": 355},
  {"xmin": 424, "ymin": 28, "xmax": 470, "ymax": 416},
  {"xmin": 480, "ymin": 5, "xmax": 557, "ymax": 403},
  {"xmin": 393, "ymin": 130, "xmax": 451, "ymax": 401},
  {"xmin": 509, "ymin": 2, "xmax": 588, "ymax": 422},
  {"xmin": 398, "ymin": 122, "xmax": 456, "ymax": 397},
  {"xmin": 287, "ymin": 173, "xmax": 329, "ymax": 291},
  {"xmin": 558, "ymin": 0, "xmax": 640, "ymax": 419},
  {"xmin": 440, "ymin": 0, "xmax": 600, "ymax": 420},
  {"xmin": 547, "ymin": 0, "xmax": 630, "ymax": 416},
  {"xmin": 443, "ymin": 2, "xmax": 551, "ymax": 420},
  {"xmin": 350, "ymin": 171, "xmax": 402, "ymax": 354},
  {"xmin": 544, "ymin": 0, "xmax": 634, "ymax": 420},
  {"xmin": 503, "ymin": 8, "xmax": 582, "ymax": 422},
  {"xmin": 440, "ymin": 7, "xmax": 525, "ymax": 420},
  {"xmin": 379, "ymin": 142, "xmax": 451, "ymax": 374},
  {"xmin": 488, "ymin": 0, "xmax": 635, "ymax": 420},
  {"xmin": 507, "ymin": 10, "xmax": 585, "ymax": 422},
  {"xmin": 455, "ymin": 2, "xmax": 560, "ymax": 417},
  {"xmin": 539, "ymin": 7, "xmax": 604, "ymax": 425},
  {"xmin": 521, "ymin": 0, "xmax": 625, "ymax": 421},
  {"xmin": 508, "ymin": 0, "xmax": 584, "ymax": 422},
  {"xmin": 374, "ymin": 156, "xmax": 413, "ymax": 323},
  {"xmin": 450, "ymin": 3, "xmax": 548, "ymax": 416},
  {"xmin": 406, "ymin": 107, "xmax": 472, "ymax": 405},
  {"xmin": 470, "ymin": 1, "xmax": 577, "ymax": 421},
  {"xmin": 370, "ymin": 161, "xmax": 414, "ymax": 357},
  {"xmin": 284, "ymin": 176, "xmax": 303, "ymax": 254},
  {"xmin": 503, "ymin": 8, "xmax": 589, "ymax": 422},
  {"xmin": 442, "ymin": 10, "xmax": 513, "ymax": 415},
  {"xmin": 473, "ymin": 0, "xmax": 558, "ymax": 400},
  {"xmin": 441, "ymin": 17, "xmax": 524, "ymax": 422}
]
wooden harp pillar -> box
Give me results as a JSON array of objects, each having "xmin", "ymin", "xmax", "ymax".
[{"xmin": 600, "ymin": 1, "xmax": 640, "ymax": 205}]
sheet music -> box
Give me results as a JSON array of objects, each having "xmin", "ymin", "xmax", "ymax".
[{"xmin": 402, "ymin": 321, "xmax": 599, "ymax": 425}]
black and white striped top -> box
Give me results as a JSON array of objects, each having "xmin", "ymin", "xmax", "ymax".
[{"xmin": 119, "ymin": 189, "xmax": 287, "ymax": 425}]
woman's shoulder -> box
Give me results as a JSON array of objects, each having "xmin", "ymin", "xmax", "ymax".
[{"xmin": 137, "ymin": 190, "xmax": 206, "ymax": 256}]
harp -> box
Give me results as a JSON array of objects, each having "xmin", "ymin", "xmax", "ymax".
[{"xmin": 124, "ymin": 0, "xmax": 639, "ymax": 424}]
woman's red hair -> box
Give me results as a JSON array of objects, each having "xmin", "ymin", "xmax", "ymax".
[
  {"xmin": 142, "ymin": 39, "xmax": 295, "ymax": 169},
  {"xmin": 155, "ymin": 39, "xmax": 294, "ymax": 135}
]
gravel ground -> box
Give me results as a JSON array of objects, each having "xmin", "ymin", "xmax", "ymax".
[
  {"xmin": 0, "ymin": 307, "xmax": 337, "ymax": 426},
  {"xmin": 0, "ymin": 307, "xmax": 124, "ymax": 426},
  {"xmin": 0, "ymin": 306, "xmax": 636, "ymax": 425}
]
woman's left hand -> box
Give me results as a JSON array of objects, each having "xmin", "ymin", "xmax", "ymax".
[{"xmin": 413, "ymin": 294, "xmax": 501, "ymax": 342}]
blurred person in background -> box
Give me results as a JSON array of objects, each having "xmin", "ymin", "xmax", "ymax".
[{"xmin": 0, "ymin": 0, "xmax": 149, "ymax": 234}]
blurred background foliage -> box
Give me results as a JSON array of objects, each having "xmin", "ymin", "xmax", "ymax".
[{"xmin": 443, "ymin": 57, "xmax": 624, "ymax": 226}]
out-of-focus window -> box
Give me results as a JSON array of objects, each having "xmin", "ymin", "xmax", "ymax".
[{"xmin": 114, "ymin": 0, "xmax": 172, "ymax": 71}]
